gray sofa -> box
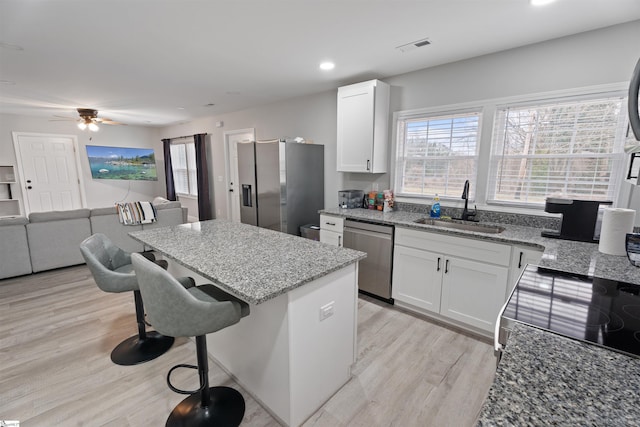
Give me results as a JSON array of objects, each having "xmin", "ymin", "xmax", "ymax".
[{"xmin": 0, "ymin": 201, "xmax": 187, "ymax": 279}]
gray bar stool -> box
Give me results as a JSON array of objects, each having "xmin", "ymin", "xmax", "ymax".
[
  {"xmin": 80, "ymin": 233, "xmax": 188, "ymax": 365},
  {"xmin": 131, "ymin": 253, "xmax": 250, "ymax": 427}
]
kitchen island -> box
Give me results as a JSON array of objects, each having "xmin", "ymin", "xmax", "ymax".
[{"xmin": 130, "ymin": 220, "xmax": 366, "ymax": 427}]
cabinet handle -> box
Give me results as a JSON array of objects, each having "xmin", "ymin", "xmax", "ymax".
[
  {"xmin": 366, "ymin": 160, "xmax": 370, "ymax": 171},
  {"xmin": 445, "ymin": 259, "xmax": 449, "ymax": 274},
  {"xmin": 338, "ymin": 235, "xmax": 342, "ymax": 247},
  {"xmin": 326, "ymin": 222, "xmax": 336, "ymax": 226},
  {"xmin": 518, "ymin": 251, "xmax": 524, "ymax": 269},
  {"xmin": 437, "ymin": 257, "xmax": 441, "ymax": 271}
]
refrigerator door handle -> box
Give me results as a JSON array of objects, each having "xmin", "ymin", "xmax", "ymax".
[{"xmin": 242, "ymin": 184, "xmax": 252, "ymax": 207}]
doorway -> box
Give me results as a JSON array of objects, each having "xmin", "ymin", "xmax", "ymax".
[
  {"xmin": 224, "ymin": 128, "xmax": 255, "ymax": 222},
  {"xmin": 12, "ymin": 132, "xmax": 86, "ymax": 214}
]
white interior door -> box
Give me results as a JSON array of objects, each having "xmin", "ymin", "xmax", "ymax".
[
  {"xmin": 12, "ymin": 132, "xmax": 84, "ymax": 214},
  {"xmin": 224, "ymin": 128, "xmax": 255, "ymax": 222}
]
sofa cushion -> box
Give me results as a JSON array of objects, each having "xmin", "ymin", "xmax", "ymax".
[
  {"xmin": 0, "ymin": 218, "xmax": 32, "ymax": 279},
  {"xmin": 90, "ymin": 207, "xmax": 144, "ymax": 253},
  {"xmin": 0, "ymin": 216, "xmax": 29, "ymax": 226},
  {"xmin": 29, "ymin": 208, "xmax": 91, "ymax": 222},
  {"xmin": 27, "ymin": 216, "xmax": 92, "ymax": 272}
]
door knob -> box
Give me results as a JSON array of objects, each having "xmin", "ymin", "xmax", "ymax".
[
  {"xmin": 26, "ymin": 179, "xmax": 32, "ymax": 183},
  {"xmin": 27, "ymin": 186, "xmax": 33, "ymax": 190}
]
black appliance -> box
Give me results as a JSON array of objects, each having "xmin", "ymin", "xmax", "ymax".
[
  {"xmin": 627, "ymin": 57, "xmax": 640, "ymax": 184},
  {"xmin": 541, "ymin": 198, "xmax": 612, "ymax": 242},
  {"xmin": 498, "ymin": 265, "xmax": 640, "ymax": 359}
]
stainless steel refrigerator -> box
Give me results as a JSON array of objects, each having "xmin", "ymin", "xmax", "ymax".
[{"xmin": 237, "ymin": 139, "xmax": 324, "ymax": 235}]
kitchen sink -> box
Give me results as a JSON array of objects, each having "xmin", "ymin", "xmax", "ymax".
[{"xmin": 414, "ymin": 218, "xmax": 505, "ymax": 234}]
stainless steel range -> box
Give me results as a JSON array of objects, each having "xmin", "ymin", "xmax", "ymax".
[{"xmin": 497, "ymin": 265, "xmax": 640, "ymax": 359}]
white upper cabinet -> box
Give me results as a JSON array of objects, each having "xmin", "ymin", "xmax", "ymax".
[{"xmin": 336, "ymin": 79, "xmax": 390, "ymax": 173}]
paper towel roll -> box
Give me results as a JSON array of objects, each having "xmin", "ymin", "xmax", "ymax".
[{"xmin": 599, "ymin": 208, "xmax": 636, "ymax": 256}]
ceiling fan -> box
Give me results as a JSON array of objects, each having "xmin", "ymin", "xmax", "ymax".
[{"xmin": 51, "ymin": 108, "xmax": 124, "ymax": 131}]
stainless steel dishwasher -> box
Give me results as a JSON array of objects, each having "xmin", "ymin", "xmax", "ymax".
[{"xmin": 343, "ymin": 219, "xmax": 394, "ymax": 303}]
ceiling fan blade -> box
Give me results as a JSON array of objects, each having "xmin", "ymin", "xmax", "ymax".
[
  {"xmin": 97, "ymin": 118, "xmax": 125, "ymax": 125},
  {"xmin": 50, "ymin": 115, "xmax": 77, "ymax": 121}
]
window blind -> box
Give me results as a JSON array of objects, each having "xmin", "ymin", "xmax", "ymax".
[
  {"xmin": 488, "ymin": 96, "xmax": 627, "ymax": 206},
  {"xmin": 395, "ymin": 111, "xmax": 481, "ymax": 198},
  {"xmin": 170, "ymin": 139, "xmax": 198, "ymax": 196}
]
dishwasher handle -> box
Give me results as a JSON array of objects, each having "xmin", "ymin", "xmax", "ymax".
[{"xmin": 344, "ymin": 227, "xmax": 393, "ymax": 241}]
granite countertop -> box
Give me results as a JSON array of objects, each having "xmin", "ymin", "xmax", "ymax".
[
  {"xmin": 130, "ymin": 220, "xmax": 366, "ymax": 304},
  {"xmin": 476, "ymin": 323, "xmax": 640, "ymax": 426},
  {"xmin": 320, "ymin": 208, "xmax": 640, "ymax": 286}
]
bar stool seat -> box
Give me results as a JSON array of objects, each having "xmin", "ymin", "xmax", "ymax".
[
  {"xmin": 80, "ymin": 233, "xmax": 188, "ymax": 365},
  {"xmin": 132, "ymin": 253, "xmax": 250, "ymax": 427}
]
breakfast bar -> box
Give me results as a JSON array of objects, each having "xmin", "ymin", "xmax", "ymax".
[{"xmin": 130, "ymin": 220, "xmax": 366, "ymax": 427}]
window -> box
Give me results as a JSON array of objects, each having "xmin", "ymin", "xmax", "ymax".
[
  {"xmin": 395, "ymin": 110, "xmax": 481, "ymax": 199},
  {"xmin": 488, "ymin": 95, "xmax": 628, "ymax": 206},
  {"xmin": 170, "ymin": 139, "xmax": 197, "ymax": 196}
]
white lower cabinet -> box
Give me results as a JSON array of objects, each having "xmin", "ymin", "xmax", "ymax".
[
  {"xmin": 320, "ymin": 214, "xmax": 344, "ymax": 247},
  {"xmin": 439, "ymin": 256, "xmax": 508, "ymax": 331},
  {"xmin": 392, "ymin": 245, "xmax": 442, "ymax": 313},
  {"xmin": 320, "ymin": 229, "xmax": 343, "ymax": 247},
  {"xmin": 392, "ymin": 227, "xmax": 511, "ymax": 334}
]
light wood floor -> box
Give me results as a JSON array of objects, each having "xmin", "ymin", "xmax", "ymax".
[{"xmin": 0, "ymin": 265, "xmax": 497, "ymax": 426}]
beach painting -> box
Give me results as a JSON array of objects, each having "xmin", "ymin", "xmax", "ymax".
[{"xmin": 86, "ymin": 145, "xmax": 158, "ymax": 181}]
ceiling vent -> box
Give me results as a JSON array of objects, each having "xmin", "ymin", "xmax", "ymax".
[{"xmin": 396, "ymin": 38, "xmax": 431, "ymax": 53}]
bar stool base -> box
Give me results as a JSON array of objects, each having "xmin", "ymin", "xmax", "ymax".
[
  {"xmin": 166, "ymin": 386, "xmax": 245, "ymax": 427},
  {"xmin": 110, "ymin": 331, "xmax": 174, "ymax": 366}
]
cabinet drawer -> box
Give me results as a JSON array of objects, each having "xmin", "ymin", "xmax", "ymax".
[
  {"xmin": 395, "ymin": 227, "xmax": 511, "ymax": 267},
  {"xmin": 320, "ymin": 215, "xmax": 344, "ymax": 233}
]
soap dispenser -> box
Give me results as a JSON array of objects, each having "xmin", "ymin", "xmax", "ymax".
[{"xmin": 430, "ymin": 194, "xmax": 441, "ymax": 218}]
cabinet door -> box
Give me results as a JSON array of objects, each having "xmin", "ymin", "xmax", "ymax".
[
  {"xmin": 337, "ymin": 85, "xmax": 374, "ymax": 172},
  {"xmin": 507, "ymin": 246, "xmax": 543, "ymax": 298},
  {"xmin": 440, "ymin": 256, "xmax": 509, "ymax": 332},
  {"xmin": 392, "ymin": 245, "xmax": 443, "ymax": 313},
  {"xmin": 320, "ymin": 229, "xmax": 343, "ymax": 247}
]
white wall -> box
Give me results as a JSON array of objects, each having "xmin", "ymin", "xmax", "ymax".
[
  {"xmin": 161, "ymin": 20, "xmax": 640, "ymax": 222},
  {"xmin": 0, "ymin": 113, "xmax": 165, "ymax": 212},
  {"xmin": 158, "ymin": 90, "xmax": 341, "ymax": 219},
  {"xmin": 3, "ymin": 21, "xmax": 638, "ymax": 222}
]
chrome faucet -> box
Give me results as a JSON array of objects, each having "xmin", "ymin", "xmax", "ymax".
[{"xmin": 461, "ymin": 180, "xmax": 477, "ymax": 221}]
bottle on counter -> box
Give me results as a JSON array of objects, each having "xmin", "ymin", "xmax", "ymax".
[{"xmin": 430, "ymin": 194, "xmax": 441, "ymax": 218}]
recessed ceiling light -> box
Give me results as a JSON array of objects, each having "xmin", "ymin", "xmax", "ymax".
[
  {"xmin": 177, "ymin": 107, "xmax": 185, "ymax": 110},
  {"xmin": 320, "ymin": 62, "xmax": 335, "ymax": 71},
  {"xmin": 530, "ymin": 0, "xmax": 556, "ymax": 6},
  {"xmin": 0, "ymin": 42, "xmax": 24, "ymax": 51},
  {"xmin": 0, "ymin": 80, "xmax": 16, "ymax": 85}
]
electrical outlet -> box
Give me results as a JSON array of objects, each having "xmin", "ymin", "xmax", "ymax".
[{"xmin": 319, "ymin": 301, "xmax": 335, "ymax": 321}]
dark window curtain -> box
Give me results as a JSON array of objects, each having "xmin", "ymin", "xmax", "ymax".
[
  {"xmin": 194, "ymin": 133, "xmax": 212, "ymax": 220},
  {"xmin": 162, "ymin": 138, "xmax": 176, "ymax": 201}
]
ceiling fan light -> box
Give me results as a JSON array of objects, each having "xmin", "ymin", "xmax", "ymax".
[
  {"xmin": 88, "ymin": 122, "xmax": 99, "ymax": 132},
  {"xmin": 78, "ymin": 122, "xmax": 87, "ymax": 130}
]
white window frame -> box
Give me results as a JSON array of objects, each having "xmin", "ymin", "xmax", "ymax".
[
  {"xmin": 393, "ymin": 106, "xmax": 483, "ymax": 201},
  {"xmin": 391, "ymin": 83, "xmax": 630, "ymax": 213},
  {"xmin": 487, "ymin": 92, "xmax": 628, "ymax": 208},
  {"xmin": 170, "ymin": 138, "xmax": 198, "ymax": 197}
]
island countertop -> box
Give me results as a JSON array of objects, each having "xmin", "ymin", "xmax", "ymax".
[
  {"xmin": 476, "ymin": 322, "xmax": 640, "ymax": 426},
  {"xmin": 129, "ymin": 220, "xmax": 366, "ymax": 304}
]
